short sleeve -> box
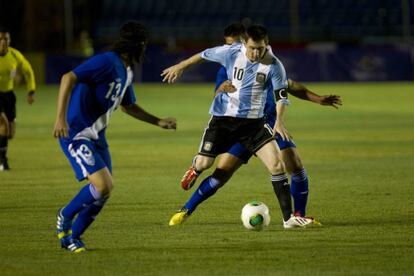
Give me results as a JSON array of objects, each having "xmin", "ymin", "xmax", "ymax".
[
  {"xmin": 200, "ymin": 44, "xmax": 231, "ymax": 66},
  {"xmin": 269, "ymin": 59, "xmax": 288, "ymax": 90},
  {"xmin": 72, "ymin": 54, "xmax": 112, "ymax": 83},
  {"xmin": 11, "ymin": 48, "xmax": 36, "ymax": 91}
]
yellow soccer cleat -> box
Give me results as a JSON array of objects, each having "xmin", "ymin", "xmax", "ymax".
[
  {"xmin": 310, "ymin": 217, "xmax": 323, "ymax": 227},
  {"xmin": 169, "ymin": 209, "xmax": 190, "ymax": 226}
]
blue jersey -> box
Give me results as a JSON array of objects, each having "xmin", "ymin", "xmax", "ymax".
[
  {"xmin": 66, "ymin": 51, "xmax": 136, "ymax": 147},
  {"xmin": 201, "ymin": 43, "xmax": 287, "ymax": 118},
  {"xmin": 215, "ymin": 66, "xmax": 277, "ymax": 127}
]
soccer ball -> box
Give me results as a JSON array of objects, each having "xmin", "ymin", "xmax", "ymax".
[{"xmin": 241, "ymin": 201, "xmax": 270, "ymax": 231}]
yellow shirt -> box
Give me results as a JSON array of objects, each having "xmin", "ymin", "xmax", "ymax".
[{"xmin": 0, "ymin": 47, "xmax": 36, "ymax": 92}]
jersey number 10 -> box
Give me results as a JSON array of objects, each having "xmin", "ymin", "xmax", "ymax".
[{"xmin": 233, "ymin": 67, "xmax": 244, "ymax": 81}]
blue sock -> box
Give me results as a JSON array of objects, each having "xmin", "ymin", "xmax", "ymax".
[
  {"xmin": 290, "ymin": 169, "xmax": 309, "ymax": 216},
  {"xmin": 62, "ymin": 184, "xmax": 101, "ymax": 219},
  {"xmin": 71, "ymin": 196, "xmax": 108, "ymax": 239},
  {"xmin": 184, "ymin": 176, "xmax": 221, "ymax": 214}
]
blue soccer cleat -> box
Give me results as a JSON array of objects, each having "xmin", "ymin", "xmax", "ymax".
[
  {"xmin": 56, "ymin": 207, "xmax": 72, "ymax": 248},
  {"xmin": 67, "ymin": 238, "xmax": 86, "ymax": 253}
]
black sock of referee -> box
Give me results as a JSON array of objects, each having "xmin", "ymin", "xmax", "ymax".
[
  {"xmin": 0, "ymin": 136, "xmax": 8, "ymax": 166},
  {"xmin": 271, "ymin": 173, "xmax": 293, "ymax": 221},
  {"xmin": 0, "ymin": 136, "xmax": 7, "ymax": 161}
]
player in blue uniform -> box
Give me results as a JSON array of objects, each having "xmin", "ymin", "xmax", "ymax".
[
  {"xmin": 163, "ymin": 24, "xmax": 313, "ymax": 228},
  {"xmin": 53, "ymin": 21, "xmax": 176, "ymax": 253}
]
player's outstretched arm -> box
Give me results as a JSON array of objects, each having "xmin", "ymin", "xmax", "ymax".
[
  {"xmin": 161, "ymin": 53, "xmax": 204, "ymax": 84},
  {"xmin": 121, "ymin": 103, "xmax": 177, "ymax": 130},
  {"xmin": 287, "ymin": 79, "xmax": 342, "ymax": 109},
  {"xmin": 53, "ymin": 72, "xmax": 77, "ymax": 138}
]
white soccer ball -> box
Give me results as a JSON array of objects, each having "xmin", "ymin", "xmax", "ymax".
[{"xmin": 241, "ymin": 201, "xmax": 270, "ymax": 231}]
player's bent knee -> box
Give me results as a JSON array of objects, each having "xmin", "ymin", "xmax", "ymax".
[
  {"xmin": 94, "ymin": 182, "xmax": 113, "ymax": 197},
  {"xmin": 216, "ymin": 162, "xmax": 237, "ymax": 173},
  {"xmin": 281, "ymin": 148, "xmax": 304, "ymax": 174},
  {"xmin": 88, "ymin": 167, "xmax": 113, "ymax": 196},
  {"xmin": 88, "ymin": 178, "xmax": 113, "ymax": 197},
  {"xmin": 194, "ymin": 155, "xmax": 214, "ymax": 171},
  {"xmin": 268, "ymin": 161, "xmax": 285, "ymax": 175},
  {"xmin": 290, "ymin": 165, "xmax": 304, "ymax": 175},
  {"xmin": 212, "ymin": 168, "xmax": 233, "ymax": 186}
]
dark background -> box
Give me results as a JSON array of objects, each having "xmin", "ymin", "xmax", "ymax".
[{"xmin": 1, "ymin": 0, "xmax": 413, "ymax": 82}]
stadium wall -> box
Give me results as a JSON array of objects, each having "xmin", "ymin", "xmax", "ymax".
[{"xmin": 44, "ymin": 44, "xmax": 414, "ymax": 83}]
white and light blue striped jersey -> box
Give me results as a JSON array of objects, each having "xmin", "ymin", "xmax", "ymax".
[
  {"xmin": 201, "ymin": 43, "xmax": 287, "ymax": 118},
  {"xmin": 64, "ymin": 51, "xmax": 136, "ymax": 147}
]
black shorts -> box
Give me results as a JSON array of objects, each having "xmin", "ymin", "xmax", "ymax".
[
  {"xmin": 0, "ymin": 91, "xmax": 16, "ymax": 121},
  {"xmin": 198, "ymin": 116, "xmax": 274, "ymax": 157}
]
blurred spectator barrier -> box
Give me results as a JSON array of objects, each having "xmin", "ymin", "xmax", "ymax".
[{"xmin": 45, "ymin": 44, "xmax": 413, "ymax": 83}]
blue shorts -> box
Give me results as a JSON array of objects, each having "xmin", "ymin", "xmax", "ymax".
[
  {"xmin": 227, "ymin": 135, "xmax": 296, "ymax": 164},
  {"xmin": 59, "ymin": 138, "xmax": 112, "ymax": 181}
]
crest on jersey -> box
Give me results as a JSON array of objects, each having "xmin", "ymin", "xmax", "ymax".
[
  {"xmin": 203, "ymin": 142, "xmax": 213, "ymax": 152},
  {"xmin": 256, "ymin": 72, "xmax": 266, "ymax": 83}
]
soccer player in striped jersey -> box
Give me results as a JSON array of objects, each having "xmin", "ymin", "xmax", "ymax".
[
  {"xmin": 168, "ymin": 23, "xmax": 341, "ymax": 227},
  {"xmin": 54, "ymin": 21, "xmax": 176, "ymax": 253},
  {"xmin": 162, "ymin": 24, "xmax": 312, "ymax": 228},
  {"xmin": 0, "ymin": 27, "xmax": 36, "ymax": 171}
]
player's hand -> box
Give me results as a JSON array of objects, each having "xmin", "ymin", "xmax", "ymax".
[
  {"xmin": 27, "ymin": 91, "xmax": 35, "ymax": 105},
  {"xmin": 53, "ymin": 118, "xmax": 69, "ymax": 138},
  {"xmin": 215, "ymin": 80, "xmax": 237, "ymax": 95},
  {"xmin": 158, "ymin": 117, "xmax": 177, "ymax": 130},
  {"xmin": 320, "ymin": 94, "xmax": 342, "ymax": 109},
  {"xmin": 161, "ymin": 65, "xmax": 183, "ymax": 84},
  {"xmin": 273, "ymin": 122, "xmax": 291, "ymax": 141}
]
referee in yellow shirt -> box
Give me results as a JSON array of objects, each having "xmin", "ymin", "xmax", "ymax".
[{"xmin": 0, "ymin": 27, "xmax": 36, "ymax": 171}]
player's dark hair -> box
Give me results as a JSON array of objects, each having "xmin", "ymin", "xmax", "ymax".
[
  {"xmin": 224, "ymin": 22, "xmax": 246, "ymax": 39},
  {"xmin": 0, "ymin": 27, "xmax": 10, "ymax": 33},
  {"xmin": 246, "ymin": 24, "xmax": 268, "ymax": 43},
  {"xmin": 111, "ymin": 21, "xmax": 148, "ymax": 64}
]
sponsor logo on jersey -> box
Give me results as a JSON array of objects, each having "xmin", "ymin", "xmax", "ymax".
[{"xmin": 256, "ymin": 72, "xmax": 266, "ymax": 83}]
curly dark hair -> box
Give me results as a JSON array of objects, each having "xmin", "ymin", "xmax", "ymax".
[{"xmin": 111, "ymin": 21, "xmax": 148, "ymax": 64}]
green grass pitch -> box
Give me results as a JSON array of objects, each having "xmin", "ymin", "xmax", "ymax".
[{"xmin": 0, "ymin": 82, "xmax": 413, "ymax": 275}]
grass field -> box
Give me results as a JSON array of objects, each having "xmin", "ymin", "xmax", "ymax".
[{"xmin": 0, "ymin": 82, "xmax": 413, "ymax": 275}]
